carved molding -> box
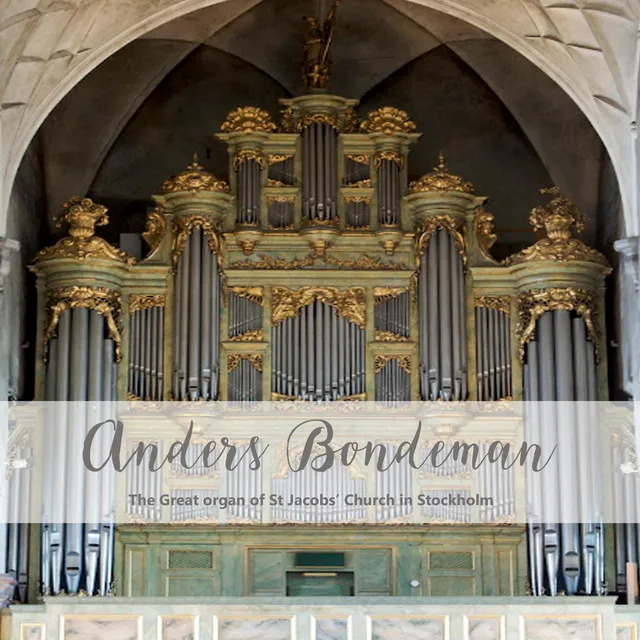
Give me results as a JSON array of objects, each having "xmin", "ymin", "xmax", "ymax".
[
  {"xmin": 129, "ymin": 294, "xmax": 165, "ymax": 313},
  {"xmin": 162, "ymin": 155, "xmax": 229, "ymax": 194},
  {"xmin": 415, "ymin": 215, "xmax": 466, "ymax": 265},
  {"xmin": 172, "ymin": 215, "xmax": 223, "ymax": 272},
  {"xmin": 475, "ymin": 295, "xmax": 511, "ymax": 314}
]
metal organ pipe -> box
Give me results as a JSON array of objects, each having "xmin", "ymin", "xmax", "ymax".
[
  {"xmin": 417, "ymin": 227, "xmax": 467, "ymax": 400},
  {"xmin": 377, "ymin": 159, "xmax": 400, "ymax": 226},
  {"xmin": 302, "ymin": 123, "xmax": 337, "ymax": 222}
]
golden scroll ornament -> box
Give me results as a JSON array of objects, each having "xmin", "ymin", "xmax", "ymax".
[
  {"xmin": 233, "ymin": 149, "xmax": 266, "ymax": 170},
  {"xmin": 227, "ymin": 353, "xmax": 263, "ymax": 373},
  {"xmin": 374, "ymin": 150, "xmax": 404, "ymax": 168},
  {"xmin": 220, "ymin": 106, "xmax": 276, "ymax": 133},
  {"xmin": 408, "ymin": 153, "xmax": 475, "ymax": 194},
  {"xmin": 44, "ymin": 286, "xmax": 122, "ymax": 362},
  {"xmin": 229, "ymin": 329, "xmax": 264, "ymax": 342},
  {"xmin": 344, "ymin": 194, "xmax": 372, "ymax": 205},
  {"xmin": 504, "ymin": 187, "xmax": 609, "ymax": 267},
  {"xmin": 374, "ymin": 354, "xmax": 411, "ymax": 374},
  {"xmin": 268, "ymin": 154, "xmax": 293, "ymax": 165},
  {"xmin": 517, "ymin": 287, "xmax": 598, "ymax": 359},
  {"xmin": 415, "ymin": 214, "xmax": 466, "ymax": 265},
  {"xmin": 162, "ymin": 154, "xmax": 229, "ymax": 194},
  {"xmin": 360, "ymin": 107, "xmax": 416, "ymax": 134},
  {"xmin": 374, "ymin": 330, "xmax": 410, "ymax": 342},
  {"xmin": 171, "ymin": 215, "xmax": 223, "ymax": 272},
  {"xmin": 345, "ymin": 154, "xmax": 370, "ymax": 165},
  {"xmin": 374, "ymin": 287, "xmax": 406, "ymax": 304},
  {"xmin": 34, "ymin": 197, "xmax": 135, "ymax": 265},
  {"xmin": 474, "ymin": 295, "xmax": 511, "ymax": 315},
  {"xmin": 142, "ymin": 206, "xmax": 168, "ymax": 253},
  {"xmin": 129, "ymin": 294, "xmax": 166, "ymax": 314},
  {"xmin": 230, "ymin": 286, "xmax": 264, "ymax": 305},
  {"xmin": 323, "ymin": 253, "xmax": 410, "ymax": 270},
  {"xmin": 230, "ymin": 253, "xmax": 315, "ymax": 270},
  {"xmin": 272, "ymin": 287, "xmax": 366, "ymax": 328}
]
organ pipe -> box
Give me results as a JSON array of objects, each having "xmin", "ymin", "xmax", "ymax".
[
  {"xmin": 302, "ymin": 122, "xmax": 338, "ymax": 222},
  {"xmin": 375, "ymin": 155, "xmax": 401, "ymax": 227}
]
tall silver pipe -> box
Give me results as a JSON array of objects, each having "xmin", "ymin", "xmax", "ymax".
[
  {"xmin": 201, "ymin": 245, "xmax": 212, "ymax": 399},
  {"xmin": 179, "ymin": 235, "xmax": 190, "ymax": 400},
  {"xmin": 438, "ymin": 230, "xmax": 452, "ymax": 399},
  {"xmin": 427, "ymin": 235, "xmax": 439, "ymax": 400}
]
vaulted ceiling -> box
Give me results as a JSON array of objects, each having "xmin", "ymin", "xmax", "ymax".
[{"xmin": 36, "ymin": 0, "xmax": 611, "ymax": 253}]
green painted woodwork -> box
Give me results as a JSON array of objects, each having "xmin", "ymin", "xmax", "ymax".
[
  {"xmin": 115, "ymin": 525, "xmax": 526, "ymax": 598},
  {"xmin": 287, "ymin": 572, "xmax": 354, "ymax": 596}
]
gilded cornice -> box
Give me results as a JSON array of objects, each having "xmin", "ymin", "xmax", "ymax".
[
  {"xmin": 229, "ymin": 329, "xmax": 264, "ymax": 342},
  {"xmin": 230, "ymin": 286, "xmax": 264, "ymax": 305},
  {"xmin": 172, "ymin": 215, "xmax": 223, "ymax": 272},
  {"xmin": 228, "ymin": 353, "xmax": 263, "ymax": 373},
  {"xmin": 415, "ymin": 215, "xmax": 466, "ymax": 265},
  {"xmin": 272, "ymin": 286, "xmax": 366, "ymax": 328},
  {"xmin": 408, "ymin": 154, "xmax": 475, "ymax": 194},
  {"xmin": 360, "ymin": 107, "xmax": 416, "ymax": 134},
  {"xmin": 475, "ymin": 295, "xmax": 510, "ymax": 315},
  {"xmin": 129, "ymin": 294, "xmax": 165, "ymax": 313},
  {"xmin": 34, "ymin": 197, "xmax": 135, "ymax": 266},
  {"xmin": 44, "ymin": 286, "xmax": 122, "ymax": 362},
  {"xmin": 220, "ymin": 107, "xmax": 276, "ymax": 133},
  {"xmin": 230, "ymin": 253, "xmax": 315, "ymax": 270},
  {"xmin": 374, "ymin": 287, "xmax": 406, "ymax": 303},
  {"xmin": 374, "ymin": 330, "xmax": 410, "ymax": 342},
  {"xmin": 374, "ymin": 150, "xmax": 404, "ymax": 168},
  {"xmin": 374, "ymin": 354, "xmax": 411, "ymax": 374},
  {"xmin": 161, "ymin": 155, "xmax": 229, "ymax": 194},
  {"xmin": 517, "ymin": 287, "xmax": 597, "ymax": 360},
  {"xmin": 229, "ymin": 252, "xmax": 409, "ymax": 271},
  {"xmin": 504, "ymin": 187, "xmax": 609, "ymax": 268}
]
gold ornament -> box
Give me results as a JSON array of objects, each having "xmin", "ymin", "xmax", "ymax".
[
  {"xmin": 129, "ymin": 294, "xmax": 166, "ymax": 313},
  {"xmin": 44, "ymin": 286, "xmax": 122, "ymax": 362},
  {"xmin": 172, "ymin": 215, "xmax": 222, "ymax": 272},
  {"xmin": 230, "ymin": 253, "xmax": 315, "ymax": 270},
  {"xmin": 233, "ymin": 149, "xmax": 266, "ymax": 170},
  {"xmin": 342, "ymin": 107, "xmax": 359, "ymax": 133},
  {"xmin": 230, "ymin": 286, "xmax": 264, "ymax": 305},
  {"xmin": 360, "ymin": 107, "xmax": 416, "ymax": 134},
  {"xmin": 374, "ymin": 330, "xmax": 410, "ymax": 342},
  {"xmin": 267, "ymin": 195, "xmax": 296, "ymax": 204},
  {"xmin": 323, "ymin": 253, "xmax": 410, "ymax": 270},
  {"xmin": 220, "ymin": 107, "xmax": 276, "ymax": 133},
  {"xmin": 162, "ymin": 154, "xmax": 229, "ymax": 194},
  {"xmin": 298, "ymin": 112, "xmax": 341, "ymax": 130},
  {"xmin": 344, "ymin": 195, "xmax": 372, "ymax": 204},
  {"xmin": 302, "ymin": 0, "xmax": 340, "ymax": 91},
  {"xmin": 345, "ymin": 154, "xmax": 370, "ymax": 165},
  {"xmin": 268, "ymin": 154, "xmax": 293, "ymax": 165},
  {"xmin": 142, "ymin": 207, "xmax": 167, "ymax": 253},
  {"xmin": 34, "ymin": 197, "xmax": 135, "ymax": 265},
  {"xmin": 517, "ymin": 288, "xmax": 598, "ymax": 359},
  {"xmin": 350, "ymin": 178, "xmax": 372, "ymax": 188},
  {"xmin": 504, "ymin": 187, "xmax": 608, "ymax": 267},
  {"xmin": 475, "ymin": 295, "xmax": 510, "ymax": 315},
  {"xmin": 374, "ymin": 354, "xmax": 411, "ymax": 374},
  {"xmin": 408, "ymin": 153, "xmax": 474, "ymax": 194},
  {"xmin": 279, "ymin": 107, "xmax": 296, "ymax": 133},
  {"xmin": 227, "ymin": 353, "xmax": 263, "ymax": 373},
  {"xmin": 374, "ymin": 150, "xmax": 404, "ymax": 168},
  {"xmin": 374, "ymin": 287, "xmax": 406, "ymax": 303},
  {"xmin": 229, "ymin": 329, "xmax": 264, "ymax": 342},
  {"xmin": 267, "ymin": 178, "xmax": 287, "ymax": 188},
  {"xmin": 415, "ymin": 215, "xmax": 466, "ymax": 264},
  {"xmin": 474, "ymin": 207, "xmax": 497, "ymax": 257},
  {"xmin": 272, "ymin": 287, "xmax": 366, "ymax": 328}
]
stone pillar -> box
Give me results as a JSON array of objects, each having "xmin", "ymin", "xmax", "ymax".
[{"xmin": 0, "ymin": 237, "xmax": 19, "ymax": 606}]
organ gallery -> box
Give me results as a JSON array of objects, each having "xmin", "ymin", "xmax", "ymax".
[{"xmin": 2, "ymin": 3, "xmax": 640, "ymax": 638}]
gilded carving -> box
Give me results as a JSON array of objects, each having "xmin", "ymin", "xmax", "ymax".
[
  {"xmin": 267, "ymin": 178, "xmax": 287, "ymax": 187},
  {"xmin": 408, "ymin": 154, "xmax": 475, "ymax": 194},
  {"xmin": 172, "ymin": 215, "xmax": 222, "ymax": 272},
  {"xmin": 228, "ymin": 353, "xmax": 263, "ymax": 373},
  {"xmin": 34, "ymin": 197, "xmax": 135, "ymax": 265},
  {"xmin": 345, "ymin": 154, "xmax": 370, "ymax": 165},
  {"xmin": 374, "ymin": 330, "xmax": 410, "ymax": 342},
  {"xmin": 267, "ymin": 195, "xmax": 296, "ymax": 204},
  {"xmin": 475, "ymin": 295, "xmax": 510, "ymax": 314},
  {"xmin": 302, "ymin": 0, "xmax": 340, "ymax": 91},
  {"xmin": 415, "ymin": 215, "xmax": 466, "ymax": 264},
  {"xmin": 279, "ymin": 107, "xmax": 358, "ymax": 133},
  {"xmin": 350, "ymin": 178, "xmax": 372, "ymax": 188},
  {"xmin": 229, "ymin": 329, "xmax": 264, "ymax": 342},
  {"xmin": 374, "ymin": 287, "xmax": 406, "ymax": 303},
  {"xmin": 279, "ymin": 107, "xmax": 296, "ymax": 133},
  {"xmin": 272, "ymin": 286, "xmax": 366, "ymax": 328},
  {"xmin": 230, "ymin": 253, "xmax": 315, "ymax": 270},
  {"xmin": 44, "ymin": 286, "xmax": 122, "ymax": 362},
  {"xmin": 517, "ymin": 288, "xmax": 598, "ymax": 359},
  {"xmin": 220, "ymin": 107, "xmax": 276, "ymax": 133},
  {"xmin": 162, "ymin": 155, "xmax": 229, "ymax": 194},
  {"xmin": 142, "ymin": 207, "xmax": 167, "ymax": 253},
  {"xmin": 474, "ymin": 207, "xmax": 497, "ymax": 257},
  {"xmin": 374, "ymin": 354, "xmax": 411, "ymax": 374},
  {"xmin": 374, "ymin": 150, "xmax": 404, "ymax": 168},
  {"xmin": 233, "ymin": 149, "xmax": 266, "ymax": 170},
  {"xmin": 268, "ymin": 154, "xmax": 293, "ymax": 165},
  {"xmin": 230, "ymin": 286, "xmax": 264, "ymax": 305},
  {"xmin": 360, "ymin": 107, "xmax": 416, "ymax": 134},
  {"xmin": 344, "ymin": 194, "xmax": 372, "ymax": 205},
  {"xmin": 504, "ymin": 187, "xmax": 609, "ymax": 267},
  {"xmin": 323, "ymin": 253, "xmax": 410, "ymax": 270},
  {"xmin": 129, "ymin": 294, "xmax": 166, "ymax": 313},
  {"xmin": 230, "ymin": 251, "xmax": 409, "ymax": 271}
]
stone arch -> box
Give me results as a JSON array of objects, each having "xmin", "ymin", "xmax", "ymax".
[{"xmin": 0, "ymin": 0, "xmax": 636, "ymax": 234}]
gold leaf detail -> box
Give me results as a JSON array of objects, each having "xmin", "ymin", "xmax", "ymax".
[
  {"xmin": 408, "ymin": 153, "xmax": 474, "ymax": 194},
  {"xmin": 374, "ymin": 354, "xmax": 411, "ymax": 374},
  {"xmin": 415, "ymin": 215, "xmax": 466, "ymax": 265},
  {"xmin": 44, "ymin": 286, "xmax": 122, "ymax": 362},
  {"xmin": 172, "ymin": 215, "xmax": 223, "ymax": 272},
  {"xmin": 374, "ymin": 150, "xmax": 404, "ymax": 168},
  {"xmin": 268, "ymin": 154, "xmax": 293, "ymax": 165},
  {"xmin": 374, "ymin": 287, "xmax": 406, "ymax": 303},
  {"xmin": 345, "ymin": 154, "xmax": 370, "ymax": 165},
  {"xmin": 229, "ymin": 329, "xmax": 263, "ymax": 342},
  {"xmin": 162, "ymin": 155, "xmax": 229, "ymax": 194},
  {"xmin": 142, "ymin": 207, "xmax": 167, "ymax": 253},
  {"xmin": 233, "ymin": 149, "xmax": 266, "ymax": 170},
  {"xmin": 220, "ymin": 107, "xmax": 276, "ymax": 133},
  {"xmin": 272, "ymin": 287, "xmax": 366, "ymax": 328},
  {"xmin": 129, "ymin": 294, "xmax": 165, "ymax": 313},
  {"xmin": 374, "ymin": 330, "xmax": 410, "ymax": 342},
  {"xmin": 474, "ymin": 207, "xmax": 497, "ymax": 258},
  {"xmin": 228, "ymin": 353, "xmax": 263, "ymax": 373},
  {"xmin": 475, "ymin": 295, "xmax": 510, "ymax": 314},
  {"xmin": 360, "ymin": 107, "xmax": 416, "ymax": 134},
  {"xmin": 230, "ymin": 287, "xmax": 264, "ymax": 305}
]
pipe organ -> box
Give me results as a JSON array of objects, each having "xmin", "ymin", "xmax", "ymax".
[{"xmin": 8, "ymin": 89, "xmax": 624, "ymax": 604}]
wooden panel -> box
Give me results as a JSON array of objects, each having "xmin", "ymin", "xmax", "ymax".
[
  {"xmin": 249, "ymin": 549, "xmax": 286, "ymax": 595},
  {"xmin": 428, "ymin": 576, "xmax": 475, "ymax": 596},
  {"xmin": 126, "ymin": 547, "xmax": 147, "ymax": 597},
  {"xmin": 496, "ymin": 549, "xmax": 514, "ymax": 596},
  {"xmin": 166, "ymin": 577, "xmax": 217, "ymax": 597},
  {"xmin": 357, "ymin": 549, "xmax": 391, "ymax": 595}
]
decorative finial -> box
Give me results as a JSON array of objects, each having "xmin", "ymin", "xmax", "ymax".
[
  {"xmin": 220, "ymin": 107, "xmax": 276, "ymax": 134},
  {"xmin": 360, "ymin": 107, "xmax": 416, "ymax": 134},
  {"xmin": 55, "ymin": 196, "xmax": 108, "ymax": 240},
  {"xmin": 436, "ymin": 152, "xmax": 446, "ymax": 172},
  {"xmin": 408, "ymin": 154, "xmax": 474, "ymax": 194},
  {"xmin": 192, "ymin": 152, "xmax": 200, "ymax": 165},
  {"xmin": 161, "ymin": 157, "xmax": 229, "ymax": 194}
]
